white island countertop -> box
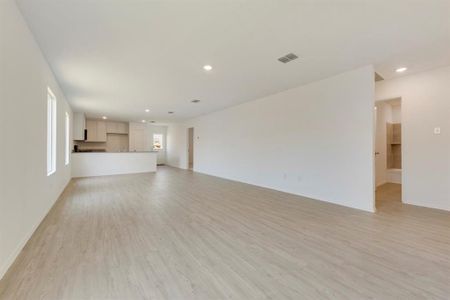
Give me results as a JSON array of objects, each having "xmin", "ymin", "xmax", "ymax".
[{"xmin": 72, "ymin": 152, "xmax": 157, "ymax": 178}]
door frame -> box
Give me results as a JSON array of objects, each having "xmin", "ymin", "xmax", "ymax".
[
  {"xmin": 374, "ymin": 97, "xmax": 403, "ymax": 204},
  {"xmin": 187, "ymin": 127, "xmax": 194, "ymax": 170}
]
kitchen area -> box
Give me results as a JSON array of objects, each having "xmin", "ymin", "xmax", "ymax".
[{"xmin": 71, "ymin": 113, "xmax": 167, "ymax": 177}]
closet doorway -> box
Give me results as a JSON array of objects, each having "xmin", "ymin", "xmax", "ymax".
[
  {"xmin": 188, "ymin": 127, "xmax": 194, "ymax": 170},
  {"xmin": 374, "ymin": 98, "xmax": 402, "ymax": 208}
]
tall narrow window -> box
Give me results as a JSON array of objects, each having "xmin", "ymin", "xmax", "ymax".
[
  {"xmin": 153, "ymin": 134, "xmax": 163, "ymax": 150},
  {"xmin": 65, "ymin": 112, "xmax": 70, "ymax": 165},
  {"xmin": 47, "ymin": 88, "xmax": 57, "ymax": 175}
]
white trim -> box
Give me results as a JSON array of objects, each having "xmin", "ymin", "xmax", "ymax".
[
  {"xmin": 65, "ymin": 112, "xmax": 70, "ymax": 166},
  {"xmin": 0, "ymin": 178, "xmax": 71, "ymax": 280},
  {"xmin": 47, "ymin": 87, "xmax": 57, "ymax": 176}
]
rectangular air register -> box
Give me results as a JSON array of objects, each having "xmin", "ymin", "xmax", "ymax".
[{"xmin": 278, "ymin": 53, "xmax": 298, "ymax": 63}]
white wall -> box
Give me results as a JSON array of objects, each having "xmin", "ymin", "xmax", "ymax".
[
  {"xmin": 391, "ymin": 103, "xmax": 401, "ymax": 123},
  {"xmin": 376, "ymin": 66, "xmax": 450, "ymax": 211},
  {"xmin": 167, "ymin": 66, "xmax": 375, "ymax": 212},
  {"xmin": 0, "ymin": 0, "xmax": 72, "ymax": 280},
  {"xmin": 167, "ymin": 123, "xmax": 186, "ymax": 169}
]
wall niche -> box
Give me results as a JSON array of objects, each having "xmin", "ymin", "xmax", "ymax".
[{"xmin": 387, "ymin": 122, "xmax": 401, "ymax": 169}]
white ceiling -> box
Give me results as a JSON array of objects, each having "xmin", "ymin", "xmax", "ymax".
[{"xmin": 17, "ymin": 0, "xmax": 450, "ymax": 122}]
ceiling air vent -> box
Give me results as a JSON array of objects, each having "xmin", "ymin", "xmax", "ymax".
[{"xmin": 278, "ymin": 53, "xmax": 299, "ymax": 63}]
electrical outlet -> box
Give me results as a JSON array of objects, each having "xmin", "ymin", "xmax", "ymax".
[{"xmin": 434, "ymin": 127, "xmax": 441, "ymax": 135}]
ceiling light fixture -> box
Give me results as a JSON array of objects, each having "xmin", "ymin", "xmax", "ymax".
[
  {"xmin": 102, "ymin": 116, "xmax": 107, "ymax": 120},
  {"xmin": 150, "ymin": 121, "xmax": 155, "ymax": 123},
  {"xmin": 203, "ymin": 65, "xmax": 212, "ymax": 71},
  {"xmin": 396, "ymin": 67, "xmax": 407, "ymax": 73},
  {"xmin": 141, "ymin": 120, "xmax": 146, "ymax": 123},
  {"xmin": 145, "ymin": 109, "xmax": 150, "ymax": 112},
  {"xmin": 168, "ymin": 111, "xmax": 174, "ymax": 114},
  {"xmin": 191, "ymin": 99, "xmax": 200, "ymax": 103}
]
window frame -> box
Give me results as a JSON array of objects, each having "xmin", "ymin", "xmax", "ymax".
[
  {"xmin": 47, "ymin": 87, "xmax": 57, "ymax": 176},
  {"xmin": 65, "ymin": 112, "xmax": 70, "ymax": 166},
  {"xmin": 152, "ymin": 133, "xmax": 163, "ymax": 151}
]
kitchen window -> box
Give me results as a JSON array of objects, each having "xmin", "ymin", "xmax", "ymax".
[
  {"xmin": 153, "ymin": 134, "xmax": 163, "ymax": 150},
  {"xmin": 47, "ymin": 88, "xmax": 57, "ymax": 175}
]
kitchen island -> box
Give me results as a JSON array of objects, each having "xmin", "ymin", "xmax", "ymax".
[{"xmin": 72, "ymin": 152, "xmax": 157, "ymax": 178}]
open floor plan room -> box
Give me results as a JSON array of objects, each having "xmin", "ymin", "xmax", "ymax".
[{"xmin": 1, "ymin": 0, "xmax": 449, "ymax": 299}]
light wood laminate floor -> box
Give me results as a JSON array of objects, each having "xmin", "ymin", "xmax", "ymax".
[
  {"xmin": 376, "ymin": 183, "xmax": 402, "ymax": 209},
  {"xmin": 0, "ymin": 167, "xmax": 449, "ymax": 299}
]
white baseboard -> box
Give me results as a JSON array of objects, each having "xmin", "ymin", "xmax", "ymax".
[
  {"xmin": 0, "ymin": 178, "xmax": 71, "ymax": 281},
  {"xmin": 193, "ymin": 169, "xmax": 375, "ymax": 213},
  {"xmin": 0, "ymin": 215, "xmax": 42, "ymax": 280}
]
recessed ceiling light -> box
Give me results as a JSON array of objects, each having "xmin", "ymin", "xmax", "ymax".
[
  {"xmin": 141, "ymin": 120, "xmax": 146, "ymax": 123},
  {"xmin": 102, "ymin": 116, "xmax": 107, "ymax": 120},
  {"xmin": 396, "ymin": 67, "xmax": 407, "ymax": 73},
  {"xmin": 168, "ymin": 111, "xmax": 174, "ymax": 114},
  {"xmin": 145, "ymin": 109, "xmax": 150, "ymax": 112},
  {"xmin": 191, "ymin": 99, "xmax": 200, "ymax": 103},
  {"xmin": 203, "ymin": 65, "xmax": 212, "ymax": 71}
]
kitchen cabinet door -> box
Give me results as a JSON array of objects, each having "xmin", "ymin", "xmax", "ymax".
[
  {"xmin": 117, "ymin": 122, "xmax": 128, "ymax": 134},
  {"xmin": 96, "ymin": 121, "xmax": 107, "ymax": 142},
  {"xmin": 73, "ymin": 113, "xmax": 85, "ymax": 140},
  {"xmin": 85, "ymin": 120, "xmax": 97, "ymax": 142},
  {"xmin": 130, "ymin": 129, "xmax": 146, "ymax": 151},
  {"xmin": 106, "ymin": 121, "xmax": 118, "ymax": 133}
]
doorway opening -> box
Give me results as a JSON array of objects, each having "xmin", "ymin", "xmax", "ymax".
[
  {"xmin": 188, "ymin": 127, "xmax": 194, "ymax": 170},
  {"xmin": 374, "ymin": 98, "xmax": 402, "ymax": 209}
]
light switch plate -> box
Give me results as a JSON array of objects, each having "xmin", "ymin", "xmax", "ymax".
[{"xmin": 434, "ymin": 127, "xmax": 441, "ymax": 135}]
